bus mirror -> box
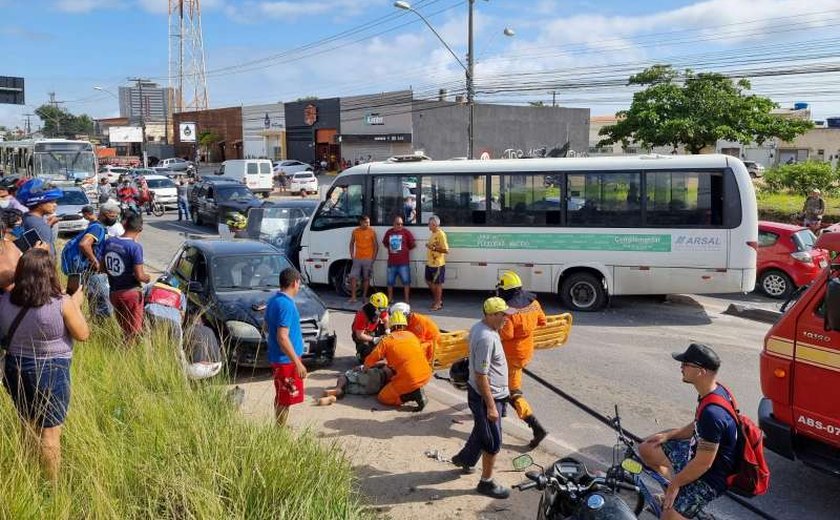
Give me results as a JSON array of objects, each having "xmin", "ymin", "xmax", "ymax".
[{"xmin": 826, "ymin": 277, "xmax": 840, "ymax": 331}]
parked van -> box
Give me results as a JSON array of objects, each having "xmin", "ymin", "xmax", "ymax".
[
  {"xmin": 760, "ymin": 230, "xmax": 840, "ymax": 475},
  {"xmin": 218, "ymin": 159, "xmax": 273, "ymax": 197}
]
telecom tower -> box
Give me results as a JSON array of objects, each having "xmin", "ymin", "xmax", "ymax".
[{"xmin": 168, "ymin": 0, "xmax": 209, "ymax": 115}]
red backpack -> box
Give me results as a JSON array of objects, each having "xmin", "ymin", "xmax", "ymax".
[{"xmin": 696, "ymin": 384, "xmax": 770, "ymax": 497}]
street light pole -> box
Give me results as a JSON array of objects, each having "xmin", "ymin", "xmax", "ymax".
[
  {"xmin": 467, "ymin": 0, "xmax": 475, "ymax": 159},
  {"xmin": 395, "ymin": 1, "xmax": 511, "ymax": 160}
]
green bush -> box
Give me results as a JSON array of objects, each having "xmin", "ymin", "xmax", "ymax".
[
  {"xmin": 0, "ymin": 325, "xmax": 370, "ymax": 519},
  {"xmin": 763, "ymin": 161, "xmax": 840, "ymax": 195}
]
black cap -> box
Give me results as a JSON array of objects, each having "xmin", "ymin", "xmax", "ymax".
[
  {"xmin": 672, "ymin": 343, "xmax": 721, "ymax": 371},
  {"xmin": 81, "ymin": 205, "xmax": 96, "ymax": 215}
]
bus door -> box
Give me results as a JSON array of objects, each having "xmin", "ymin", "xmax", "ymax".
[{"xmin": 791, "ymin": 287, "xmax": 840, "ymax": 447}]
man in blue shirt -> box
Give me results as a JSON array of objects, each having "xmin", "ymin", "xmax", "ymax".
[
  {"xmin": 638, "ymin": 343, "xmax": 738, "ymax": 520},
  {"xmin": 264, "ymin": 267, "xmax": 306, "ymax": 426},
  {"xmin": 79, "ymin": 203, "xmax": 120, "ymax": 319},
  {"xmin": 103, "ymin": 211, "xmax": 150, "ymax": 338},
  {"xmin": 17, "ymin": 178, "xmax": 62, "ymax": 257}
]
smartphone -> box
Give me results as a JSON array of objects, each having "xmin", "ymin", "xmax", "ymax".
[
  {"xmin": 14, "ymin": 228, "xmax": 43, "ymax": 252},
  {"xmin": 66, "ymin": 273, "xmax": 81, "ymax": 296}
]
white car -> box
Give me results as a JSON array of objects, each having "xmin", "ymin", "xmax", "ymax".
[
  {"xmin": 273, "ymin": 160, "xmax": 313, "ymax": 176},
  {"xmin": 289, "ymin": 172, "xmax": 319, "ymax": 194},
  {"xmin": 99, "ymin": 165, "xmax": 128, "ymax": 185},
  {"xmin": 144, "ymin": 174, "xmax": 178, "ymax": 207},
  {"xmin": 159, "ymin": 157, "xmax": 193, "ymax": 172},
  {"xmin": 55, "ymin": 187, "xmax": 91, "ymax": 234}
]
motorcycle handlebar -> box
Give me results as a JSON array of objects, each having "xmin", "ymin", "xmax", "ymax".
[
  {"xmin": 616, "ymin": 481, "xmax": 640, "ymax": 493},
  {"xmin": 514, "ymin": 481, "xmax": 539, "ymax": 492}
]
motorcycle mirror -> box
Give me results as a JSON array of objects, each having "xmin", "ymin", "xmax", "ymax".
[
  {"xmin": 512, "ymin": 454, "xmax": 534, "ymax": 471},
  {"xmin": 525, "ymin": 470, "xmax": 541, "ymax": 482},
  {"xmin": 621, "ymin": 458, "xmax": 643, "ymax": 475}
]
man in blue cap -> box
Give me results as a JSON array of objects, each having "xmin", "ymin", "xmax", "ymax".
[{"xmin": 17, "ymin": 179, "xmax": 63, "ymax": 257}]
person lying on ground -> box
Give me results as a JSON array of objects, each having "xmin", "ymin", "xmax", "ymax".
[{"xmin": 316, "ymin": 365, "xmax": 395, "ymax": 406}]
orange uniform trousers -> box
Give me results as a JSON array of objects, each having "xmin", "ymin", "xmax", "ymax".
[
  {"xmin": 499, "ymin": 300, "xmax": 547, "ymax": 420},
  {"xmin": 364, "ymin": 330, "xmax": 433, "ymax": 406}
]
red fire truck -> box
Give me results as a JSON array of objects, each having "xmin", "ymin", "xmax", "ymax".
[{"xmin": 759, "ymin": 231, "xmax": 840, "ymax": 475}]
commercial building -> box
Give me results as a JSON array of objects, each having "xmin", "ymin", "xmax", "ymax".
[
  {"xmin": 339, "ymin": 91, "xmax": 414, "ymax": 163},
  {"xmin": 173, "ymin": 106, "xmax": 243, "ymax": 162},
  {"xmin": 242, "ymin": 103, "xmax": 286, "ymax": 160},
  {"xmin": 412, "ymin": 99, "xmax": 589, "ymax": 160},
  {"xmin": 284, "ymin": 97, "xmax": 341, "ymax": 169}
]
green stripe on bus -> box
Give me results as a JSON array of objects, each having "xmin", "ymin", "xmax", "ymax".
[{"xmin": 447, "ymin": 232, "xmax": 672, "ymax": 252}]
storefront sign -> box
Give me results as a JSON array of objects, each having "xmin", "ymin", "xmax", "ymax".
[
  {"xmin": 304, "ymin": 104, "xmax": 318, "ymax": 126},
  {"xmin": 339, "ymin": 133, "xmax": 412, "ymax": 144},
  {"xmin": 179, "ymin": 122, "xmax": 197, "ymax": 143},
  {"xmin": 364, "ymin": 113, "xmax": 384, "ymax": 125}
]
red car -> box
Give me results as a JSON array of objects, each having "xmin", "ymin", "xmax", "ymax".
[{"xmin": 756, "ymin": 221, "xmax": 830, "ymax": 298}]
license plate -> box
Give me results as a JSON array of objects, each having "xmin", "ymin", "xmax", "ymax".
[{"xmin": 820, "ymin": 259, "xmax": 828, "ymax": 268}]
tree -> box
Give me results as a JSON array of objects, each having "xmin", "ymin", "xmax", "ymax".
[
  {"xmin": 198, "ymin": 130, "xmax": 221, "ymax": 162},
  {"xmin": 598, "ymin": 65, "xmax": 813, "ymax": 154},
  {"xmin": 295, "ymin": 96, "xmax": 318, "ymax": 102},
  {"xmin": 34, "ymin": 104, "xmax": 95, "ymax": 138}
]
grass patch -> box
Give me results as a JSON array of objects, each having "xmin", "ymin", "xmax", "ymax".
[
  {"xmin": 756, "ymin": 190, "xmax": 840, "ymax": 223},
  {"xmin": 0, "ymin": 324, "xmax": 371, "ymax": 519}
]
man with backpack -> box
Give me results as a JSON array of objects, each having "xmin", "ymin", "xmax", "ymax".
[{"xmin": 639, "ymin": 343, "xmax": 768, "ymax": 519}]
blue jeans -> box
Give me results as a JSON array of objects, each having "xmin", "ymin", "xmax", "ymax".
[
  {"xmin": 387, "ymin": 265, "xmax": 410, "ymax": 286},
  {"xmin": 455, "ymin": 385, "xmax": 507, "ymax": 466},
  {"xmin": 85, "ymin": 272, "xmax": 113, "ymax": 318},
  {"xmin": 178, "ymin": 196, "xmax": 191, "ymax": 221},
  {"xmin": 3, "ymin": 356, "xmax": 72, "ymax": 428}
]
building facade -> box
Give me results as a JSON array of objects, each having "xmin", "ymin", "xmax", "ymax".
[
  {"xmin": 339, "ymin": 91, "xmax": 413, "ymax": 163},
  {"xmin": 284, "ymin": 98, "xmax": 341, "ymax": 168},
  {"xmin": 412, "ymin": 100, "xmax": 590, "ymax": 160},
  {"xmin": 242, "ymin": 103, "xmax": 286, "ymax": 160},
  {"xmin": 173, "ymin": 106, "xmax": 243, "ymax": 162},
  {"xmin": 119, "ymin": 81, "xmax": 173, "ymax": 124}
]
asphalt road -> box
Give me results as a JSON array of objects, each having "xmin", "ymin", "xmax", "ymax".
[{"xmin": 138, "ymin": 208, "xmax": 837, "ymax": 520}]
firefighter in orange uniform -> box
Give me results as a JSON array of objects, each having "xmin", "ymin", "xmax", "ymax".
[
  {"xmin": 497, "ymin": 271, "xmax": 548, "ymax": 448},
  {"xmin": 364, "ymin": 310, "xmax": 432, "ymax": 411},
  {"xmin": 391, "ymin": 302, "xmax": 440, "ymax": 364}
]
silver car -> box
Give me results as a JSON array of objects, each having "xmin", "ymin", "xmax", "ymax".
[{"xmin": 55, "ymin": 186, "xmax": 91, "ymax": 234}]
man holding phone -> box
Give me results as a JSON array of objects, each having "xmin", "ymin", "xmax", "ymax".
[{"xmin": 17, "ymin": 179, "xmax": 63, "ymax": 257}]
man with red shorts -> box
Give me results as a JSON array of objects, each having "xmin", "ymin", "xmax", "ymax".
[
  {"xmin": 264, "ymin": 268, "xmax": 307, "ymax": 426},
  {"xmin": 103, "ymin": 211, "xmax": 150, "ymax": 338}
]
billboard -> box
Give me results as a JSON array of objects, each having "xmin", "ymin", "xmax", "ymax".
[
  {"xmin": 179, "ymin": 122, "xmax": 197, "ymax": 143},
  {"xmin": 109, "ymin": 126, "xmax": 143, "ymax": 143},
  {"xmin": 0, "ymin": 76, "xmax": 24, "ymax": 105}
]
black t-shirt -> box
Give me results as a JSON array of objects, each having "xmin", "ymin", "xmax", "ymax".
[{"xmin": 695, "ymin": 384, "xmax": 739, "ymax": 493}]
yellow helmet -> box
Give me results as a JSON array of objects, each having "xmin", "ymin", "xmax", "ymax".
[
  {"xmin": 369, "ymin": 292, "xmax": 389, "ymax": 310},
  {"xmin": 497, "ymin": 271, "xmax": 522, "ymax": 291},
  {"xmin": 390, "ymin": 310, "xmax": 408, "ymax": 327}
]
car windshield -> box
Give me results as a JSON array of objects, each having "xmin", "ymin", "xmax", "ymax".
[
  {"xmin": 295, "ymin": 173, "xmax": 314, "ymax": 179},
  {"xmin": 211, "ymin": 254, "xmax": 291, "ymax": 290},
  {"xmin": 246, "ymin": 206, "xmax": 311, "ymax": 244},
  {"xmin": 132, "ymin": 169, "xmax": 156, "ymax": 176},
  {"xmin": 147, "ymin": 178, "xmax": 175, "ymax": 189},
  {"xmin": 57, "ymin": 190, "xmax": 89, "ymax": 205},
  {"xmin": 217, "ymin": 186, "xmax": 255, "ymax": 202},
  {"xmin": 793, "ymin": 229, "xmax": 817, "ymax": 251}
]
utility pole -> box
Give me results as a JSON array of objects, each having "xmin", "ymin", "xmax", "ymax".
[
  {"xmin": 23, "ymin": 113, "xmax": 33, "ymax": 136},
  {"xmin": 552, "ymin": 91, "xmax": 557, "ymax": 108},
  {"xmin": 47, "ymin": 92, "xmax": 65, "ymax": 137},
  {"xmin": 128, "ymin": 77, "xmax": 149, "ymax": 166},
  {"xmin": 466, "ymin": 0, "xmax": 475, "ymax": 160}
]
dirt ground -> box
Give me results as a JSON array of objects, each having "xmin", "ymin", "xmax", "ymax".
[{"xmin": 233, "ymin": 349, "xmax": 565, "ymax": 519}]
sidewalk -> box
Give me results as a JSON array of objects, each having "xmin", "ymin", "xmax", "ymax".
[{"xmin": 231, "ymin": 341, "xmax": 587, "ymax": 519}]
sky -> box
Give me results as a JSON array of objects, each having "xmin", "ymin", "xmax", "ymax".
[{"xmin": 4, "ymin": 0, "xmax": 840, "ymax": 131}]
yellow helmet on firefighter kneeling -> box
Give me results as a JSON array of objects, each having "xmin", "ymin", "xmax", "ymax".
[
  {"xmin": 369, "ymin": 292, "xmax": 389, "ymax": 310},
  {"xmin": 497, "ymin": 271, "xmax": 523, "ymax": 291},
  {"xmin": 390, "ymin": 310, "xmax": 408, "ymax": 327}
]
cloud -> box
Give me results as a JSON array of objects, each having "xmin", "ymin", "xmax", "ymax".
[
  {"xmin": 225, "ymin": 0, "xmax": 383, "ymax": 21},
  {"xmin": 1, "ymin": 26, "xmax": 53, "ymax": 42},
  {"xmin": 54, "ymin": 0, "xmax": 117, "ymax": 13}
]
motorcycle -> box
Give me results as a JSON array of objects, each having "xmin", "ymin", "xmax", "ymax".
[{"xmin": 512, "ymin": 453, "xmax": 640, "ymax": 520}]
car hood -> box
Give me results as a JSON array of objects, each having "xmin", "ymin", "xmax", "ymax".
[
  {"xmin": 219, "ymin": 199, "xmax": 263, "ymax": 212},
  {"xmin": 214, "ymin": 285, "xmax": 325, "ymax": 327},
  {"xmin": 56, "ymin": 204, "xmax": 86, "ymax": 216}
]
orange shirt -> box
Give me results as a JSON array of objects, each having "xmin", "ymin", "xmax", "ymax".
[
  {"xmin": 364, "ymin": 330, "xmax": 432, "ymax": 386},
  {"xmin": 408, "ymin": 312, "xmax": 441, "ymax": 364},
  {"xmin": 352, "ymin": 227, "xmax": 377, "ymax": 260},
  {"xmin": 499, "ymin": 299, "xmax": 547, "ymax": 361}
]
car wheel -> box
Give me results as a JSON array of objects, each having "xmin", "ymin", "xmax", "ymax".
[
  {"xmin": 330, "ymin": 261, "xmax": 352, "ymax": 296},
  {"xmin": 560, "ymin": 272, "xmax": 607, "ymax": 311},
  {"xmin": 758, "ymin": 270, "xmax": 793, "ymax": 299}
]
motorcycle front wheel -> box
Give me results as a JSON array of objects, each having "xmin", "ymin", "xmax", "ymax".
[{"xmin": 152, "ymin": 202, "xmax": 165, "ymax": 217}]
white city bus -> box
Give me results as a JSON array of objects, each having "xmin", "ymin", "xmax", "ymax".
[
  {"xmin": 299, "ymin": 155, "xmax": 758, "ymax": 311},
  {"xmin": 0, "ymin": 138, "xmax": 99, "ymax": 198}
]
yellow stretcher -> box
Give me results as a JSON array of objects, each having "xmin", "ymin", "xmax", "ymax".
[{"xmin": 432, "ymin": 313, "xmax": 574, "ymax": 370}]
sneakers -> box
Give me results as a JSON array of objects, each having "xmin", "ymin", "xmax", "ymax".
[
  {"xmin": 476, "ymin": 479, "xmax": 510, "ymax": 499},
  {"xmin": 450, "ymin": 454, "xmax": 476, "ymax": 474}
]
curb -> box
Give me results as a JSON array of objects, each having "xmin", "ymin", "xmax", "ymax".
[{"xmin": 722, "ymin": 304, "xmax": 782, "ymax": 324}]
